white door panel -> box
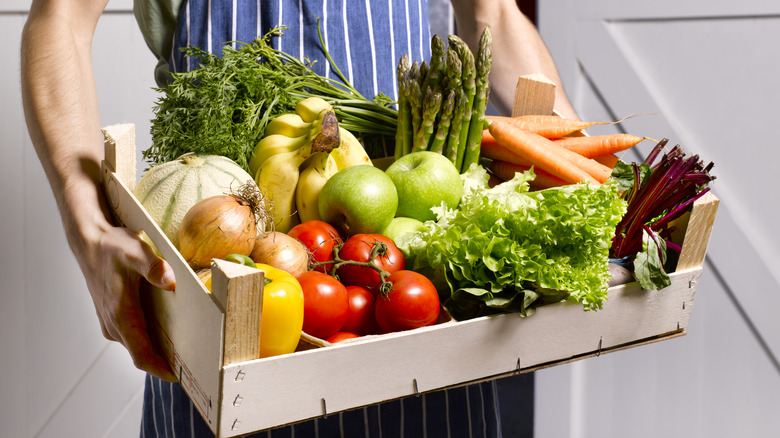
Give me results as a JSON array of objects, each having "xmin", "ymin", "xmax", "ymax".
[{"xmin": 537, "ymin": 2, "xmax": 780, "ymax": 437}]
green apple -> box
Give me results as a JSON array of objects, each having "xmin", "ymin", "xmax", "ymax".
[
  {"xmin": 380, "ymin": 216, "xmax": 426, "ymax": 242},
  {"xmin": 318, "ymin": 165, "xmax": 398, "ymax": 236},
  {"xmin": 385, "ymin": 151, "xmax": 463, "ymax": 222}
]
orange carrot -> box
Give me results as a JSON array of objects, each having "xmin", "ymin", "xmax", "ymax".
[
  {"xmin": 487, "ymin": 120, "xmax": 599, "ymax": 185},
  {"xmin": 481, "ymin": 142, "xmax": 533, "ymax": 167},
  {"xmin": 489, "ymin": 160, "xmax": 568, "ymax": 190},
  {"xmin": 552, "ymin": 134, "xmax": 645, "ymax": 158},
  {"xmin": 594, "ymin": 153, "xmax": 620, "ymax": 169},
  {"xmin": 486, "ymin": 115, "xmax": 601, "ymax": 138}
]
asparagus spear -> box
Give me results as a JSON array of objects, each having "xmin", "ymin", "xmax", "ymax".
[
  {"xmin": 462, "ymin": 26, "xmax": 493, "ymax": 172},
  {"xmin": 444, "ymin": 89, "xmax": 467, "ymax": 165},
  {"xmin": 407, "ymin": 61, "xmax": 423, "ymax": 150},
  {"xmin": 443, "ymin": 47, "xmax": 462, "ymax": 91},
  {"xmin": 394, "ymin": 54, "xmax": 412, "ymax": 160},
  {"xmin": 422, "ymin": 35, "xmax": 447, "ymax": 95},
  {"xmin": 448, "ymin": 35, "xmax": 476, "ymax": 171},
  {"xmin": 429, "ymin": 89, "xmax": 456, "ymax": 154},
  {"xmin": 412, "ymin": 87, "xmax": 443, "ymax": 152}
]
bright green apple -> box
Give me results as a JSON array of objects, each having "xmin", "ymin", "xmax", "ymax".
[
  {"xmin": 318, "ymin": 165, "xmax": 398, "ymax": 236},
  {"xmin": 385, "ymin": 151, "xmax": 463, "ymax": 222},
  {"xmin": 380, "ymin": 216, "xmax": 426, "ymax": 242}
]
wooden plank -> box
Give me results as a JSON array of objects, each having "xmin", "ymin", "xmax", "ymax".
[
  {"xmin": 676, "ymin": 191, "xmax": 720, "ymax": 271},
  {"xmin": 102, "ymin": 124, "xmax": 136, "ymax": 189},
  {"xmin": 512, "ymin": 74, "xmax": 557, "ymax": 117},
  {"xmin": 101, "ymin": 128, "xmax": 226, "ymax": 435},
  {"xmin": 211, "ymin": 259, "xmax": 264, "ymax": 366},
  {"xmin": 216, "ymin": 267, "xmax": 700, "ymax": 436}
]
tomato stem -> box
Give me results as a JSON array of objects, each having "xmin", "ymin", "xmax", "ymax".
[{"xmin": 311, "ymin": 240, "xmax": 394, "ymax": 295}]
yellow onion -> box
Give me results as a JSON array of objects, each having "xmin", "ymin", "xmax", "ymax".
[
  {"xmin": 179, "ymin": 183, "xmax": 269, "ymax": 269},
  {"xmin": 250, "ymin": 232, "xmax": 309, "ymax": 277}
]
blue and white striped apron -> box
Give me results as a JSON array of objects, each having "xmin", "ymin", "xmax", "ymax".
[
  {"xmin": 169, "ymin": 0, "xmax": 433, "ymax": 102},
  {"xmin": 141, "ymin": 1, "xmax": 502, "ymax": 436}
]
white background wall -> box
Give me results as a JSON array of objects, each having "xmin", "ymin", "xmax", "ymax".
[{"xmin": 3, "ymin": 1, "xmax": 778, "ymax": 437}]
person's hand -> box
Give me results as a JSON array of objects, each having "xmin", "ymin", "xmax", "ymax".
[{"xmin": 80, "ymin": 222, "xmax": 178, "ymax": 382}]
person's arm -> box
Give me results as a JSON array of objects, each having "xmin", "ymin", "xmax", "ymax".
[
  {"xmin": 449, "ymin": 0, "xmax": 578, "ymax": 119},
  {"xmin": 21, "ymin": 0, "xmax": 176, "ymax": 381}
]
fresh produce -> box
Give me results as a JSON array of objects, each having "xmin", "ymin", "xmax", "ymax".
[
  {"xmin": 487, "ymin": 119, "xmax": 606, "ymax": 184},
  {"xmin": 484, "ymin": 114, "xmax": 626, "ymax": 138},
  {"xmin": 200, "ymin": 259, "xmax": 304, "ymax": 358},
  {"xmin": 146, "ymin": 26, "xmax": 397, "ymax": 173},
  {"xmin": 249, "ymin": 231, "xmax": 309, "ymax": 277},
  {"xmin": 611, "ymin": 139, "xmax": 715, "ymax": 290},
  {"xmin": 489, "ymin": 160, "xmax": 567, "ymax": 190},
  {"xmin": 336, "ymin": 234, "xmax": 406, "ymax": 293},
  {"xmin": 374, "ymin": 270, "xmax": 440, "ymax": 333},
  {"xmin": 394, "ymin": 27, "xmax": 493, "ymax": 174},
  {"xmin": 380, "ymin": 217, "xmax": 427, "ymax": 242},
  {"xmin": 385, "ymin": 151, "xmax": 464, "ymax": 222},
  {"xmin": 295, "ymin": 152, "xmax": 340, "ymax": 223},
  {"xmin": 298, "ymin": 271, "xmax": 349, "ymax": 339},
  {"xmin": 254, "ymin": 263, "xmax": 305, "ymax": 358},
  {"xmin": 342, "ymin": 286, "xmax": 378, "ymax": 336},
  {"xmin": 133, "ymin": 153, "xmax": 256, "ymax": 249},
  {"xmin": 397, "ymin": 165, "xmax": 626, "ymax": 318},
  {"xmin": 287, "ymin": 220, "xmax": 343, "ymax": 273},
  {"xmin": 253, "ymin": 108, "xmax": 341, "ymax": 233},
  {"xmin": 178, "ymin": 182, "xmax": 268, "ymax": 268},
  {"xmin": 318, "ymin": 165, "xmax": 399, "ymax": 236},
  {"xmin": 251, "ymin": 97, "xmax": 374, "ymax": 228},
  {"xmin": 326, "ymin": 332, "xmax": 360, "ymax": 343},
  {"xmin": 551, "ymin": 134, "xmax": 647, "ymax": 158}
]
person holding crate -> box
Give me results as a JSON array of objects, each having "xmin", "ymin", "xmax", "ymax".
[{"xmin": 21, "ymin": 0, "xmax": 576, "ymax": 436}]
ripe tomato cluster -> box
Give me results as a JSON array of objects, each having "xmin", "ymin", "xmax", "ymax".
[{"xmin": 287, "ymin": 221, "xmax": 441, "ymax": 342}]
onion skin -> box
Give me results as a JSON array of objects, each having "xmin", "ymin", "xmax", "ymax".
[
  {"xmin": 179, "ymin": 195, "xmax": 257, "ymax": 268},
  {"xmin": 250, "ymin": 232, "xmax": 309, "ymax": 277}
]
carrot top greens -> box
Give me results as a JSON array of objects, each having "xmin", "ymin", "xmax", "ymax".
[{"xmin": 145, "ymin": 25, "xmax": 397, "ymax": 172}]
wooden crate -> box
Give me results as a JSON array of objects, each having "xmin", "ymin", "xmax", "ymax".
[{"xmin": 100, "ymin": 77, "xmax": 719, "ymax": 437}]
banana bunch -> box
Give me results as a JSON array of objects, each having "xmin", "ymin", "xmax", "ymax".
[{"xmin": 250, "ymin": 97, "xmax": 373, "ymax": 232}]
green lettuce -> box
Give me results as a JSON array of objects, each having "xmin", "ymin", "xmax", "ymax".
[{"xmin": 397, "ymin": 165, "xmax": 626, "ymax": 320}]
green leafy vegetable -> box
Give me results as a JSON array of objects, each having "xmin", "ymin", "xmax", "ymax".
[
  {"xmin": 146, "ymin": 25, "xmax": 397, "ymax": 171},
  {"xmin": 397, "ymin": 165, "xmax": 627, "ymax": 320}
]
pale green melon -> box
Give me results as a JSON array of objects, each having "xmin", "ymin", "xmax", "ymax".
[{"xmin": 134, "ymin": 153, "xmax": 255, "ymax": 249}]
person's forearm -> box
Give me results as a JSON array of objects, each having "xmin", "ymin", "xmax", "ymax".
[
  {"xmin": 21, "ymin": 0, "xmax": 112, "ymax": 265},
  {"xmin": 450, "ymin": 0, "xmax": 578, "ymax": 119}
]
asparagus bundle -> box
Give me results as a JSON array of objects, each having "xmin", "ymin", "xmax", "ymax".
[{"xmin": 394, "ymin": 27, "xmax": 493, "ymax": 173}]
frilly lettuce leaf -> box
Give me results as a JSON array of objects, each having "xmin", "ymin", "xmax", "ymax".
[{"xmin": 397, "ymin": 165, "xmax": 626, "ymax": 319}]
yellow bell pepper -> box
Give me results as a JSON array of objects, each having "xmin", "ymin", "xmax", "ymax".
[
  {"xmin": 203, "ymin": 261, "xmax": 304, "ymax": 358},
  {"xmin": 254, "ymin": 263, "xmax": 304, "ymax": 358}
]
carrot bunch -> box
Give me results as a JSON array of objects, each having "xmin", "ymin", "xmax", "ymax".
[{"xmin": 483, "ymin": 115, "xmax": 647, "ymax": 189}]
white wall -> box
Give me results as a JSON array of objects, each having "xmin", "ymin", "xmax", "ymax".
[{"xmin": 1, "ymin": 1, "xmax": 158, "ymax": 436}]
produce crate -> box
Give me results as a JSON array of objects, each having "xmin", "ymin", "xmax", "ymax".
[{"xmin": 100, "ymin": 76, "xmax": 719, "ymax": 437}]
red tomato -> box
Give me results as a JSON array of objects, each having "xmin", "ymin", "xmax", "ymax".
[
  {"xmin": 341, "ymin": 286, "xmax": 378, "ymax": 336},
  {"xmin": 288, "ymin": 220, "xmax": 342, "ymax": 273},
  {"xmin": 297, "ymin": 271, "xmax": 348, "ymax": 339},
  {"xmin": 337, "ymin": 234, "xmax": 405, "ymax": 292},
  {"xmin": 326, "ymin": 332, "xmax": 360, "ymax": 343},
  {"xmin": 375, "ymin": 270, "xmax": 440, "ymax": 333}
]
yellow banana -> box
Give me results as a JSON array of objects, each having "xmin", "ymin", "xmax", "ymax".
[
  {"xmin": 296, "ymin": 152, "xmax": 339, "ymax": 223},
  {"xmin": 255, "ymin": 111, "xmax": 341, "ymax": 233},
  {"xmin": 331, "ymin": 127, "xmax": 372, "ymax": 170},
  {"xmin": 296, "ymin": 97, "xmax": 333, "ymax": 123},
  {"xmin": 264, "ymin": 113, "xmax": 312, "ymax": 138},
  {"xmin": 248, "ymin": 133, "xmax": 310, "ymax": 175}
]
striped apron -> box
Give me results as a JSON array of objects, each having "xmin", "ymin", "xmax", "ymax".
[{"xmin": 141, "ymin": 1, "xmax": 502, "ymax": 436}]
